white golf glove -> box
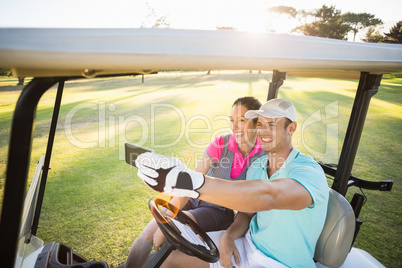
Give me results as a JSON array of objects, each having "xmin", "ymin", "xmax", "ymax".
[{"xmin": 135, "ymin": 152, "xmax": 205, "ymax": 198}]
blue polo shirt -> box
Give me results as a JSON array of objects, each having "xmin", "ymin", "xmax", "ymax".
[{"xmin": 246, "ymin": 148, "xmax": 329, "ymax": 268}]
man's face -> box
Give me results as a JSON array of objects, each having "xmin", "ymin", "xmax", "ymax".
[{"xmin": 256, "ymin": 117, "xmax": 292, "ymax": 154}]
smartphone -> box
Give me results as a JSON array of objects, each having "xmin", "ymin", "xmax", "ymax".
[{"xmin": 125, "ymin": 142, "xmax": 153, "ymax": 167}]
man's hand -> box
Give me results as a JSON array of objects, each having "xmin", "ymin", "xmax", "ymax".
[
  {"xmin": 219, "ymin": 232, "xmax": 241, "ymax": 268},
  {"xmin": 135, "ymin": 152, "xmax": 205, "ymax": 198}
]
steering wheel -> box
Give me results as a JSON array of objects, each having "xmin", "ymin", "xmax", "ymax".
[{"xmin": 147, "ymin": 198, "xmax": 219, "ymax": 266}]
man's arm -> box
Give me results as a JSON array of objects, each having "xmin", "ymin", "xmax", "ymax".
[
  {"xmin": 219, "ymin": 212, "xmax": 254, "ymax": 267},
  {"xmin": 135, "ymin": 152, "xmax": 313, "ymax": 212},
  {"xmin": 199, "ymin": 176, "xmax": 313, "ymax": 212}
]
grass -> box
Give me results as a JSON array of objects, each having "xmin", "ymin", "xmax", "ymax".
[{"xmin": 0, "ymin": 71, "xmax": 401, "ymax": 267}]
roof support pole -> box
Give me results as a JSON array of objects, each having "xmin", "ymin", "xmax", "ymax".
[
  {"xmin": 332, "ymin": 72, "xmax": 382, "ymax": 195},
  {"xmin": 0, "ymin": 77, "xmax": 65, "ymax": 268},
  {"xmin": 31, "ymin": 81, "xmax": 65, "ymax": 236},
  {"xmin": 267, "ymin": 70, "xmax": 286, "ymax": 100}
]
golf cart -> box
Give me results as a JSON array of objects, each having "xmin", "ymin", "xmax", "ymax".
[{"xmin": 0, "ymin": 28, "xmax": 401, "ymax": 268}]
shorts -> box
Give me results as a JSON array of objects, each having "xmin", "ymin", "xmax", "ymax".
[
  {"xmin": 182, "ymin": 199, "xmax": 234, "ymax": 232},
  {"xmin": 208, "ymin": 230, "xmax": 287, "ymax": 268}
]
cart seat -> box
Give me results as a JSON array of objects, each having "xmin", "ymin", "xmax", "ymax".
[{"xmin": 314, "ymin": 188, "xmax": 356, "ymax": 267}]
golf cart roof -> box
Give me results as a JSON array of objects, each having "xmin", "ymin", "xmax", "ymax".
[{"xmin": 1, "ymin": 28, "xmax": 402, "ymax": 79}]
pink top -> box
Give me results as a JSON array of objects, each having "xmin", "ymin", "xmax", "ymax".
[{"xmin": 206, "ymin": 134, "xmax": 262, "ymax": 179}]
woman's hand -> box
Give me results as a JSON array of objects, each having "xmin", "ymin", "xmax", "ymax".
[
  {"xmin": 219, "ymin": 232, "xmax": 240, "ymax": 267},
  {"xmin": 153, "ymin": 227, "xmax": 166, "ymax": 251}
]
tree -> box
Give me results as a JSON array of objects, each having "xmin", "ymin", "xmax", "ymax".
[
  {"xmin": 216, "ymin": 26, "xmax": 237, "ymax": 30},
  {"xmin": 1, "ymin": 69, "xmax": 11, "ymax": 76},
  {"xmin": 267, "ymin": 6, "xmax": 297, "ymax": 18},
  {"xmin": 293, "ymin": 5, "xmax": 350, "ymax": 40},
  {"xmin": 362, "ymin": 27, "xmax": 384, "ymax": 43},
  {"xmin": 269, "ymin": 5, "xmax": 382, "ymax": 41},
  {"xmin": 17, "ymin": 77, "xmax": 25, "ymax": 86},
  {"xmin": 342, "ymin": 12, "xmax": 382, "ymax": 41},
  {"xmin": 382, "ymin": 21, "xmax": 402, "ymax": 44},
  {"xmin": 141, "ymin": 2, "xmax": 170, "ymax": 28}
]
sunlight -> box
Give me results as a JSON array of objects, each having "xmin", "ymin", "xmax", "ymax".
[
  {"xmin": 151, "ymin": 196, "xmax": 180, "ymax": 223},
  {"xmin": 0, "ymin": 0, "xmax": 399, "ymax": 32},
  {"xmin": 265, "ymin": 12, "xmax": 299, "ymax": 34},
  {"xmin": 152, "ymin": 0, "xmax": 284, "ymax": 33},
  {"xmin": 229, "ymin": 2, "xmax": 269, "ymax": 33}
]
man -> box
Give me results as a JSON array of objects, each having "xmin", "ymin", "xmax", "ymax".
[{"xmin": 136, "ymin": 99, "xmax": 329, "ymax": 267}]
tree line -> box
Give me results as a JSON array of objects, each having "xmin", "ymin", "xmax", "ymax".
[{"xmin": 268, "ymin": 5, "xmax": 401, "ymax": 43}]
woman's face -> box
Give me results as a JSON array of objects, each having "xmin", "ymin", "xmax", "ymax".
[{"xmin": 229, "ymin": 104, "xmax": 257, "ymax": 146}]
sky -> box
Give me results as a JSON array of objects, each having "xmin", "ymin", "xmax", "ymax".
[{"xmin": 0, "ymin": 0, "xmax": 400, "ymax": 37}]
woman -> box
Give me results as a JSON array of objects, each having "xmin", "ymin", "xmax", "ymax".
[{"xmin": 125, "ymin": 96, "xmax": 265, "ymax": 268}]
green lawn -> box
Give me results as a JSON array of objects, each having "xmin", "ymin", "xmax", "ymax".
[{"xmin": 0, "ymin": 71, "xmax": 401, "ymax": 267}]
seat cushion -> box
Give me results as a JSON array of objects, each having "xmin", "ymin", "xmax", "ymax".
[{"xmin": 314, "ymin": 188, "xmax": 356, "ymax": 267}]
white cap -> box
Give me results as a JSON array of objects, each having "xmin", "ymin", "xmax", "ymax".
[{"xmin": 245, "ymin": 98, "xmax": 296, "ymax": 122}]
